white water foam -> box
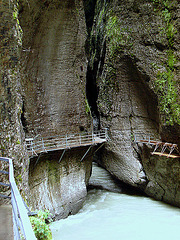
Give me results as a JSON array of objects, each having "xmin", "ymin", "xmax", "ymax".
[{"xmin": 51, "ymin": 189, "xmax": 180, "ymax": 240}]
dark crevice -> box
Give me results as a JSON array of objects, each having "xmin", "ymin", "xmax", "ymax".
[
  {"xmin": 84, "ymin": 1, "xmax": 108, "ymax": 131},
  {"xmin": 86, "ymin": 64, "xmax": 100, "ymax": 130},
  {"xmin": 154, "ymin": 41, "xmax": 168, "ymax": 51},
  {"xmin": 85, "ymin": 41, "xmax": 106, "ymax": 130},
  {"xmin": 21, "ymin": 101, "xmax": 28, "ymax": 133},
  {"xmin": 83, "ymin": 0, "xmax": 101, "ymax": 130},
  {"xmin": 83, "ymin": 0, "xmax": 97, "ymax": 35}
]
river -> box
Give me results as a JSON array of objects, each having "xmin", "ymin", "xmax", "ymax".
[{"xmin": 51, "ymin": 189, "xmax": 180, "ymax": 240}]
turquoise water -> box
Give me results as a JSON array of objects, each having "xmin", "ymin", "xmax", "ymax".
[{"xmin": 51, "ymin": 189, "xmax": 180, "ymax": 240}]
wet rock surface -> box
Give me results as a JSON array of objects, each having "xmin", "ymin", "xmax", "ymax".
[
  {"xmin": 86, "ymin": 0, "xmax": 180, "ymax": 206},
  {"xmin": 29, "ymin": 147, "xmax": 93, "ymax": 219},
  {"xmin": 0, "ymin": 0, "xmax": 179, "ymax": 217},
  {"xmin": 89, "ymin": 162, "xmax": 123, "ymax": 193}
]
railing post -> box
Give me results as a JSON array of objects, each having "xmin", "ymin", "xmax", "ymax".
[
  {"xmin": 105, "ymin": 128, "xmax": 108, "ymax": 140},
  {"xmin": 31, "ymin": 139, "xmax": 33, "ymax": 156},
  {"xmin": 66, "ymin": 134, "xmax": 68, "ymax": 148},
  {"xmin": 79, "ymin": 133, "xmax": 81, "ymax": 145},
  {"xmin": 42, "ymin": 138, "xmax": 46, "ymax": 152}
]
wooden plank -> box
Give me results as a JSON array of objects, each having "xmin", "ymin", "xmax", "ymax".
[
  {"xmin": 137, "ymin": 140, "xmax": 177, "ymax": 148},
  {"xmin": 151, "ymin": 152, "xmax": 180, "ymax": 158}
]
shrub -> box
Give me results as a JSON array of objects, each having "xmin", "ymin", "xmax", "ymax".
[{"xmin": 30, "ymin": 210, "xmax": 52, "ymax": 240}]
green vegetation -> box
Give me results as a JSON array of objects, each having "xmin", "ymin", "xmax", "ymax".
[
  {"xmin": 155, "ymin": 69, "xmax": 180, "ymax": 125},
  {"xmin": 106, "ymin": 15, "xmax": 132, "ymax": 56},
  {"xmin": 30, "ymin": 210, "xmax": 52, "ymax": 240},
  {"xmin": 16, "ymin": 139, "xmax": 21, "ymax": 144},
  {"xmin": 16, "ymin": 174, "xmax": 22, "ymax": 183},
  {"xmin": 85, "ymin": 98, "xmax": 91, "ymax": 114},
  {"xmin": 152, "ymin": 0, "xmax": 179, "ymax": 125},
  {"xmin": 98, "ymin": 13, "xmax": 132, "ymax": 112},
  {"xmin": 13, "ymin": 0, "xmax": 23, "ymax": 46}
]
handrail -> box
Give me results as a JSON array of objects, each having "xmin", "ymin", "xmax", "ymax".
[
  {"xmin": 0, "ymin": 157, "xmax": 36, "ymax": 240},
  {"xmin": 26, "ymin": 129, "xmax": 108, "ymax": 156},
  {"xmin": 134, "ymin": 134, "xmax": 180, "ymax": 158}
]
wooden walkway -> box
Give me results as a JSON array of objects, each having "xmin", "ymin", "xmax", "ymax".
[
  {"xmin": 135, "ymin": 136, "xmax": 180, "ymax": 158},
  {"xmin": 25, "ymin": 129, "xmax": 107, "ymax": 157}
]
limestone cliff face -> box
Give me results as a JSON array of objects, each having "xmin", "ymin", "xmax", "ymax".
[
  {"xmin": 19, "ymin": 0, "xmax": 91, "ymax": 136},
  {"xmin": 28, "ymin": 147, "xmax": 93, "ymax": 219},
  {"xmin": 18, "ymin": 0, "xmax": 93, "ymax": 218},
  {"xmin": 85, "ymin": 0, "xmax": 180, "ymax": 207},
  {"xmin": 1, "ymin": 0, "xmax": 179, "ymax": 216}
]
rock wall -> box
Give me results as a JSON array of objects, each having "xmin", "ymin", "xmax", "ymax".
[
  {"xmin": 89, "ymin": 162, "xmax": 125, "ymax": 193},
  {"xmin": 85, "ymin": 0, "xmax": 180, "ymax": 207},
  {"xmin": 19, "ymin": 0, "xmax": 91, "ymax": 136},
  {"xmin": 18, "ymin": 0, "xmax": 94, "ymax": 217},
  {"xmin": 29, "ymin": 147, "xmax": 93, "ymax": 219},
  {"xmin": 0, "ymin": 0, "xmax": 179, "ymax": 215},
  {"xmin": 0, "ymin": 0, "xmax": 29, "ymax": 201}
]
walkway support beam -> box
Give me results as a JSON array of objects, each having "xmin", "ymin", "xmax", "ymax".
[
  {"xmin": 80, "ymin": 146, "xmax": 92, "ymax": 162},
  {"xmin": 134, "ymin": 134, "xmax": 180, "ymax": 158},
  {"xmin": 59, "ymin": 149, "xmax": 66, "ymax": 163}
]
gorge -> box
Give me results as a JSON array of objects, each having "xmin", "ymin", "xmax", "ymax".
[{"xmin": 0, "ymin": 0, "xmax": 180, "ymax": 222}]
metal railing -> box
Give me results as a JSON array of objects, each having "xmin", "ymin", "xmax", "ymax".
[
  {"xmin": 0, "ymin": 157, "xmax": 36, "ymax": 240},
  {"xmin": 134, "ymin": 134, "xmax": 179, "ymax": 158},
  {"xmin": 26, "ymin": 129, "xmax": 108, "ymax": 156}
]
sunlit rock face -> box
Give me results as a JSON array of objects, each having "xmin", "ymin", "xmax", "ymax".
[
  {"xmin": 85, "ymin": 0, "xmax": 180, "ymax": 207},
  {"xmin": 19, "ymin": 0, "xmax": 91, "ymax": 137},
  {"xmin": 19, "ymin": 0, "xmax": 92, "ymax": 217},
  {"xmin": 1, "ymin": 0, "xmax": 179, "ymax": 215},
  {"xmin": 29, "ymin": 147, "xmax": 93, "ymax": 219}
]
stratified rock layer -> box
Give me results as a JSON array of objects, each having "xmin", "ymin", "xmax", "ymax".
[
  {"xmin": 20, "ymin": 0, "xmax": 91, "ymax": 136},
  {"xmin": 86, "ymin": 0, "xmax": 180, "ymax": 207},
  {"xmin": 19, "ymin": 0, "xmax": 92, "ymax": 217},
  {"xmin": 29, "ymin": 147, "xmax": 93, "ymax": 219}
]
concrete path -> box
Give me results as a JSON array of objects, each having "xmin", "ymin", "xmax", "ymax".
[{"xmin": 0, "ymin": 204, "xmax": 13, "ymax": 240}]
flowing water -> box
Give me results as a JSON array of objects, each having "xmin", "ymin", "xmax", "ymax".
[{"xmin": 51, "ymin": 189, "xmax": 180, "ymax": 240}]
